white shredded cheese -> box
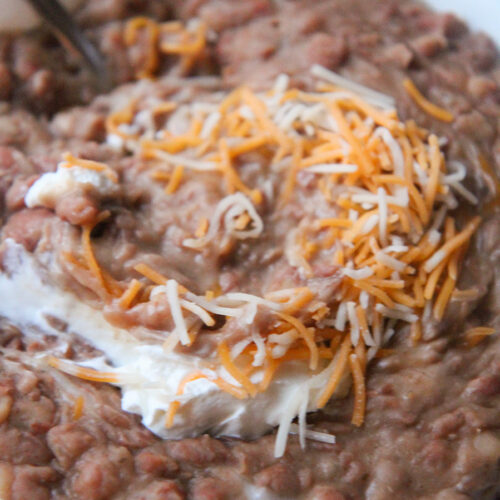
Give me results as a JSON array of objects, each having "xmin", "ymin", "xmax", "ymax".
[
  {"xmin": 335, "ymin": 302, "xmax": 347, "ymax": 331},
  {"xmin": 251, "ymin": 332, "xmax": 267, "ymax": 367},
  {"xmin": 183, "ymin": 292, "xmax": 242, "ymax": 317},
  {"xmin": 222, "ymin": 292, "xmax": 282, "ymax": 310},
  {"xmin": 375, "ymin": 251, "xmax": 407, "ymax": 272},
  {"xmin": 383, "ymin": 245, "xmax": 409, "ymax": 254},
  {"xmin": 179, "ymin": 299, "xmax": 215, "ymax": 326},
  {"xmin": 310, "ymin": 64, "xmax": 396, "ymax": 109},
  {"xmin": 351, "ymin": 191, "xmax": 409, "ymax": 207},
  {"xmin": 304, "ymin": 163, "xmax": 358, "ymax": 174},
  {"xmin": 342, "ymin": 267, "xmax": 374, "ymax": 280},
  {"xmin": 423, "ymin": 249, "xmax": 446, "ymax": 273},
  {"xmin": 200, "ymin": 111, "xmax": 221, "ymax": 139},
  {"xmin": 231, "ymin": 338, "xmax": 252, "ymax": 359},
  {"xmin": 347, "ymin": 301, "xmax": 360, "ymax": 346},
  {"xmin": 183, "ymin": 193, "xmax": 264, "ymax": 248},
  {"xmin": 375, "ymin": 304, "xmax": 418, "ymax": 323},
  {"xmin": 374, "ymin": 127, "xmax": 405, "ymax": 176},
  {"xmin": 166, "ymin": 280, "xmax": 190, "ymax": 345},
  {"xmin": 362, "ymin": 214, "xmax": 380, "ymax": 235},
  {"xmin": 269, "ymin": 329, "xmax": 299, "ymax": 346},
  {"xmin": 273, "ymin": 73, "xmax": 290, "ymax": 94},
  {"xmin": 153, "ymin": 150, "xmax": 218, "ymax": 171}
]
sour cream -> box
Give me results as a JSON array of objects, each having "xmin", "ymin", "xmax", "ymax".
[
  {"xmin": 25, "ymin": 162, "xmax": 119, "ymax": 209},
  {"xmin": 0, "ymin": 240, "xmax": 340, "ymax": 442}
]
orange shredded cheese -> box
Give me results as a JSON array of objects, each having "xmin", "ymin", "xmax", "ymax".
[
  {"xmin": 366, "ymin": 278, "xmax": 405, "ymax": 289},
  {"xmin": 317, "ymin": 335, "xmax": 351, "ymax": 408},
  {"xmin": 328, "ymin": 101, "xmax": 374, "ymax": 175},
  {"xmin": 403, "ymin": 78, "xmax": 454, "ymax": 122},
  {"xmin": 354, "ymin": 339, "xmax": 367, "ymax": 373},
  {"xmin": 433, "ymin": 275, "xmax": 456, "ymax": 321},
  {"xmin": 119, "ymin": 279, "xmax": 143, "ymax": 309},
  {"xmin": 280, "ymin": 139, "xmax": 303, "ymax": 205},
  {"xmin": 211, "ymin": 377, "xmax": 248, "ymax": 399},
  {"xmin": 124, "ymin": 17, "xmax": 160, "ymax": 78},
  {"xmin": 48, "ymin": 356, "xmax": 120, "ymax": 384},
  {"xmin": 218, "ymin": 138, "xmax": 260, "ymax": 202},
  {"xmin": 73, "ymin": 395, "xmax": 84, "ymax": 420},
  {"xmin": 276, "ymin": 312, "xmax": 319, "ymax": 370},
  {"xmin": 62, "ymin": 153, "xmax": 119, "ymax": 182},
  {"xmin": 106, "ymin": 101, "xmax": 137, "ymax": 138},
  {"xmin": 165, "ymin": 401, "xmax": 181, "ymax": 429},
  {"xmin": 410, "ymin": 320, "xmax": 422, "ymax": 345},
  {"xmin": 317, "ymin": 218, "xmax": 353, "ymax": 229},
  {"xmin": 166, "ymin": 371, "xmax": 207, "ymax": 428},
  {"xmin": 152, "ymin": 101, "xmax": 178, "ymax": 116},
  {"xmin": 102, "ymin": 269, "xmax": 126, "ymax": 298},
  {"xmin": 62, "ymin": 251, "xmax": 87, "ymax": 270},
  {"xmin": 356, "ymin": 305, "xmax": 369, "ymax": 341},
  {"xmin": 451, "ymin": 288, "xmax": 480, "ymax": 301},
  {"xmin": 425, "ymin": 135, "xmax": 442, "ymax": 210},
  {"xmin": 82, "ymin": 212, "xmax": 111, "ymax": 295},
  {"xmin": 424, "ymin": 216, "xmax": 481, "ymax": 273},
  {"xmin": 464, "ymin": 327, "xmax": 496, "ymax": 347},
  {"xmin": 424, "ymin": 259, "xmax": 447, "ymax": 301},
  {"xmin": 124, "ymin": 17, "xmax": 207, "ymax": 79},
  {"xmin": 234, "ymin": 212, "xmax": 251, "ymax": 230},
  {"xmin": 195, "ymin": 217, "xmax": 209, "ymax": 238},
  {"xmin": 133, "ymin": 263, "xmax": 167, "ymax": 285},
  {"xmin": 217, "ymin": 341, "xmax": 257, "ymax": 397},
  {"xmin": 151, "ymin": 171, "xmax": 171, "ymax": 182},
  {"xmin": 352, "ymin": 281, "xmax": 395, "ymax": 308},
  {"xmin": 260, "ymin": 355, "xmax": 280, "ymax": 392},
  {"xmin": 165, "ymin": 165, "xmax": 184, "ymax": 194},
  {"xmin": 349, "ymin": 353, "xmax": 366, "ymax": 426}
]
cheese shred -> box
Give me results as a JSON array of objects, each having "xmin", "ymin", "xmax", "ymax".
[
  {"xmin": 349, "ymin": 353, "xmax": 366, "ymax": 426},
  {"xmin": 403, "ymin": 78, "xmax": 454, "ymax": 123}
]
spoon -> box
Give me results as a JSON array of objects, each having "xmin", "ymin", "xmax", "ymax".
[{"xmin": 26, "ymin": 0, "xmax": 111, "ymax": 91}]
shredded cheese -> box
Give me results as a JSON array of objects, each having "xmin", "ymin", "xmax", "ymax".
[
  {"xmin": 124, "ymin": 17, "xmax": 206, "ymax": 79},
  {"xmin": 349, "ymin": 353, "xmax": 366, "ymax": 426},
  {"xmin": 195, "ymin": 217, "xmax": 209, "ymax": 238},
  {"xmin": 48, "ymin": 356, "xmax": 120, "ymax": 384},
  {"xmin": 288, "ymin": 423, "xmax": 336, "ymax": 444},
  {"xmin": 51, "ymin": 67, "xmax": 484, "ymax": 454},
  {"xmin": 464, "ymin": 327, "xmax": 496, "ymax": 347},
  {"xmin": 403, "ymin": 78, "xmax": 454, "ymax": 123},
  {"xmin": 316, "ymin": 335, "xmax": 351, "ymax": 408},
  {"xmin": 277, "ymin": 312, "xmax": 319, "ymax": 370},
  {"xmin": 73, "ymin": 395, "xmax": 84, "ymax": 420},
  {"xmin": 166, "ymin": 280, "xmax": 190, "ymax": 345},
  {"xmin": 423, "ymin": 217, "xmax": 481, "ymax": 272},
  {"xmin": 183, "ymin": 193, "xmax": 264, "ymax": 248},
  {"xmin": 165, "ymin": 165, "xmax": 184, "ymax": 194},
  {"xmin": 165, "ymin": 371, "xmax": 207, "ymax": 428},
  {"xmin": 62, "ymin": 153, "xmax": 118, "ymax": 183},
  {"xmin": 81, "ymin": 211, "xmax": 112, "ymax": 295},
  {"xmin": 119, "ymin": 279, "xmax": 143, "ymax": 309},
  {"xmin": 218, "ymin": 341, "xmax": 257, "ymax": 397},
  {"xmin": 133, "ymin": 263, "xmax": 168, "ymax": 285}
]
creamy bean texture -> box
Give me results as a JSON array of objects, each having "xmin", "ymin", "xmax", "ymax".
[{"xmin": 0, "ymin": 1, "xmax": 499, "ymax": 499}]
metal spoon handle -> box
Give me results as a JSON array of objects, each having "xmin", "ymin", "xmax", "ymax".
[{"xmin": 26, "ymin": 0, "xmax": 110, "ymax": 88}]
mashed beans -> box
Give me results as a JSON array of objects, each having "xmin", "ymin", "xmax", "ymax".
[{"xmin": 0, "ymin": 1, "xmax": 499, "ymax": 499}]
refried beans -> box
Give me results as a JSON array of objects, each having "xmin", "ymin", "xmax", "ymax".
[{"xmin": 0, "ymin": 1, "xmax": 499, "ymax": 499}]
